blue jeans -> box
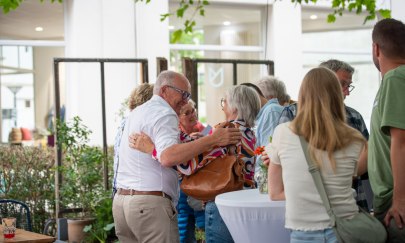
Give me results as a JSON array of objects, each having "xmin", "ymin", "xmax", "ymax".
[
  {"xmin": 205, "ymin": 201, "xmax": 234, "ymax": 243},
  {"xmin": 290, "ymin": 228, "xmax": 337, "ymax": 243},
  {"xmin": 177, "ymin": 190, "xmax": 205, "ymax": 243}
]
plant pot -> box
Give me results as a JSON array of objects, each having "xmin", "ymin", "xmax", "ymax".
[{"xmin": 67, "ymin": 218, "xmax": 94, "ymax": 243}]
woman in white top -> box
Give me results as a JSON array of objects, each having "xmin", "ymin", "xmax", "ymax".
[{"xmin": 266, "ymin": 67, "xmax": 366, "ymax": 242}]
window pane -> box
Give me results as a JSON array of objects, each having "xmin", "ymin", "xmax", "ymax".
[
  {"xmin": 169, "ymin": 4, "xmax": 262, "ymax": 46},
  {"xmin": 302, "ymin": 29, "xmax": 380, "ymax": 130},
  {"xmin": 1, "ymin": 46, "xmax": 35, "ymax": 143}
]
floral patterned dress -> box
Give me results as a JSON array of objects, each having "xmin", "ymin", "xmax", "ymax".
[{"xmin": 177, "ymin": 119, "xmax": 256, "ymax": 187}]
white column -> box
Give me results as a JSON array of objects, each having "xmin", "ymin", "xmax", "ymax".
[
  {"xmin": 33, "ymin": 47, "xmax": 64, "ymax": 130},
  {"xmin": 265, "ymin": 2, "xmax": 303, "ymax": 100},
  {"xmin": 134, "ymin": 1, "xmax": 170, "ymax": 79},
  {"xmin": 391, "ymin": 0, "xmax": 405, "ymax": 23},
  {"xmin": 64, "ymin": 0, "xmax": 142, "ymax": 145}
]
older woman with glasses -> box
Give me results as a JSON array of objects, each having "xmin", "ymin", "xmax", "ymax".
[
  {"xmin": 176, "ymin": 99, "xmax": 207, "ymax": 243},
  {"xmin": 179, "ymin": 99, "xmax": 206, "ymax": 139},
  {"xmin": 130, "ymin": 85, "xmax": 260, "ymax": 243}
]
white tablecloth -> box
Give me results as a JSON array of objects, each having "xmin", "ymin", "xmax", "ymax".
[{"xmin": 216, "ymin": 189, "xmax": 290, "ymax": 243}]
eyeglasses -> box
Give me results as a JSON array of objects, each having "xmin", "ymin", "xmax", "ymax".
[
  {"xmin": 342, "ymin": 84, "xmax": 355, "ymax": 92},
  {"xmin": 181, "ymin": 108, "xmax": 197, "ymax": 116},
  {"xmin": 348, "ymin": 85, "xmax": 355, "ymax": 92},
  {"xmin": 166, "ymin": 85, "xmax": 191, "ymax": 101},
  {"xmin": 221, "ymin": 98, "xmax": 225, "ymax": 108}
]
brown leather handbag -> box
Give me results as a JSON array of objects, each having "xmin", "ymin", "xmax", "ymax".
[{"xmin": 180, "ymin": 122, "xmax": 245, "ymax": 201}]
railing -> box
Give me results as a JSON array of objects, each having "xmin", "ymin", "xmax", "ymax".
[
  {"xmin": 182, "ymin": 57, "xmax": 274, "ymax": 108},
  {"xmin": 53, "ymin": 58, "xmax": 148, "ymax": 217}
]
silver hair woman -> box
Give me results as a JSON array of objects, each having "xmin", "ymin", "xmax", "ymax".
[
  {"xmin": 223, "ymin": 85, "xmax": 260, "ymax": 127},
  {"xmin": 254, "ymin": 76, "xmax": 287, "ymax": 102}
]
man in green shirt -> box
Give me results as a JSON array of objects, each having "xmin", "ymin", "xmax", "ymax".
[{"xmin": 369, "ymin": 18, "xmax": 405, "ymax": 242}]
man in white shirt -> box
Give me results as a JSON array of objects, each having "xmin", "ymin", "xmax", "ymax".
[{"xmin": 112, "ymin": 70, "xmax": 242, "ymax": 243}]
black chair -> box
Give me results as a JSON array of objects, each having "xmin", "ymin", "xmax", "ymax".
[
  {"xmin": 0, "ymin": 199, "xmax": 32, "ymax": 232},
  {"xmin": 43, "ymin": 218, "xmax": 68, "ymax": 241}
]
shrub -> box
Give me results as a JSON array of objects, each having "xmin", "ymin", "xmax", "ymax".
[{"xmin": 0, "ymin": 146, "xmax": 55, "ymax": 232}]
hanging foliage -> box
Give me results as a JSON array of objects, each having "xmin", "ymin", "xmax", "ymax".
[
  {"xmin": 0, "ymin": 0, "xmax": 392, "ymax": 43},
  {"xmin": 137, "ymin": 0, "xmax": 391, "ymax": 43}
]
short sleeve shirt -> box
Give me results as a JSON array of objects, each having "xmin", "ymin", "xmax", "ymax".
[
  {"xmin": 270, "ymin": 122, "xmax": 361, "ymax": 230},
  {"xmin": 116, "ymin": 95, "xmax": 180, "ymax": 204},
  {"xmin": 368, "ymin": 65, "xmax": 405, "ymax": 213}
]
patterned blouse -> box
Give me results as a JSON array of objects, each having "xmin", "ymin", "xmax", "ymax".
[{"xmin": 176, "ymin": 119, "xmax": 257, "ymax": 187}]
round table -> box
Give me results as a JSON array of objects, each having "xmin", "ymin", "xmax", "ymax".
[{"xmin": 215, "ymin": 189, "xmax": 290, "ymax": 243}]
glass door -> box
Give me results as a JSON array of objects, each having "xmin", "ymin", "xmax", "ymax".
[{"xmin": 0, "ymin": 45, "xmax": 35, "ymax": 143}]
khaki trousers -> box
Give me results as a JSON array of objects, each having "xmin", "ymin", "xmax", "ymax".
[{"xmin": 113, "ymin": 194, "xmax": 179, "ymax": 243}]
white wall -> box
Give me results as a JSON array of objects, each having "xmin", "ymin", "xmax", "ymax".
[
  {"xmin": 135, "ymin": 1, "xmax": 169, "ymax": 79},
  {"xmin": 33, "ymin": 46, "xmax": 65, "ymax": 130},
  {"xmin": 391, "ymin": 0, "xmax": 405, "ymax": 23},
  {"xmin": 64, "ymin": 0, "xmax": 165, "ymax": 145},
  {"xmin": 266, "ymin": 1, "xmax": 303, "ymax": 100},
  {"xmin": 203, "ymin": 23, "xmax": 261, "ymax": 125}
]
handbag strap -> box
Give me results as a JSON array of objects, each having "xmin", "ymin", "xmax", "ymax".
[{"xmin": 299, "ymin": 136, "xmax": 337, "ymax": 226}]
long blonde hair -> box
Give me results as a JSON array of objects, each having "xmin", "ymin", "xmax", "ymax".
[{"xmin": 291, "ymin": 67, "xmax": 365, "ymax": 171}]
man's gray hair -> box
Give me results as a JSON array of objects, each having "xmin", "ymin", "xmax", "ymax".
[
  {"xmin": 254, "ymin": 76, "xmax": 287, "ymax": 101},
  {"xmin": 319, "ymin": 59, "xmax": 354, "ymax": 74},
  {"xmin": 153, "ymin": 70, "xmax": 184, "ymax": 95},
  {"xmin": 225, "ymin": 85, "xmax": 261, "ymax": 127}
]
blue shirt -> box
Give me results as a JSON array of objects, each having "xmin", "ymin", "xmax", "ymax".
[
  {"xmin": 254, "ymin": 98, "xmax": 283, "ymax": 173},
  {"xmin": 255, "ymin": 98, "xmax": 284, "ymax": 147}
]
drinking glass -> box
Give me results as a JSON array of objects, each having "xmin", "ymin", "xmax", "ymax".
[{"xmin": 2, "ymin": 217, "xmax": 16, "ymax": 239}]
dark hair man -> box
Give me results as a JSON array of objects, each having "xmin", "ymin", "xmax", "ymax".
[{"xmin": 369, "ymin": 18, "xmax": 405, "ymax": 242}]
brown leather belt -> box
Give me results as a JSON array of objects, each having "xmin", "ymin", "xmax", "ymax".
[{"xmin": 117, "ymin": 189, "xmax": 172, "ymax": 201}]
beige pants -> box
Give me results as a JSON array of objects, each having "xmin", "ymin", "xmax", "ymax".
[{"xmin": 113, "ymin": 194, "xmax": 179, "ymax": 243}]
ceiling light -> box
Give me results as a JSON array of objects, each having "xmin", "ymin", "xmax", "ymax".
[
  {"xmin": 310, "ymin": 15, "xmax": 318, "ymax": 20},
  {"xmin": 168, "ymin": 25, "xmax": 175, "ymax": 30},
  {"xmin": 223, "ymin": 21, "xmax": 231, "ymax": 26},
  {"xmin": 35, "ymin": 27, "xmax": 43, "ymax": 32}
]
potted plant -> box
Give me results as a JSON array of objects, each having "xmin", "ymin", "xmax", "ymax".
[
  {"xmin": 57, "ymin": 116, "xmax": 105, "ymax": 242},
  {"xmin": 83, "ymin": 193, "xmax": 116, "ymax": 243}
]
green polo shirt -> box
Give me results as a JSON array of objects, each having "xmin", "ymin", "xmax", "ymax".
[{"xmin": 368, "ymin": 65, "xmax": 405, "ymax": 213}]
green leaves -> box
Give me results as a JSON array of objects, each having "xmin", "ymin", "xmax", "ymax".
[
  {"xmin": 1, "ymin": 146, "xmax": 56, "ymax": 232},
  {"xmin": 137, "ymin": 0, "xmax": 209, "ymax": 43},
  {"xmin": 379, "ymin": 9, "xmax": 391, "ymax": 19},
  {"xmin": 327, "ymin": 14, "xmax": 337, "ymax": 23},
  {"xmin": 0, "ymin": 0, "xmax": 62, "ymax": 14},
  {"xmin": 184, "ymin": 20, "xmax": 196, "ymax": 33},
  {"xmin": 291, "ymin": 0, "xmax": 391, "ymax": 24},
  {"xmin": 0, "ymin": 0, "xmax": 23, "ymax": 13},
  {"xmin": 170, "ymin": 0, "xmax": 207, "ymax": 43},
  {"xmin": 83, "ymin": 196, "xmax": 115, "ymax": 242},
  {"xmin": 104, "ymin": 223, "xmax": 115, "ymax": 231},
  {"xmin": 57, "ymin": 116, "xmax": 106, "ymax": 217},
  {"xmin": 176, "ymin": 4, "xmax": 189, "ymax": 18},
  {"xmin": 160, "ymin": 13, "xmax": 172, "ymax": 22},
  {"xmin": 135, "ymin": 0, "xmax": 151, "ymax": 3},
  {"xmin": 171, "ymin": 29, "xmax": 183, "ymax": 43}
]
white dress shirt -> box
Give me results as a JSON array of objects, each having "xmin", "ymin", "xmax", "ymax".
[{"xmin": 116, "ymin": 95, "xmax": 180, "ymax": 205}]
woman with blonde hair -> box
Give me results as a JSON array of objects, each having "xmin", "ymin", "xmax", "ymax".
[{"xmin": 266, "ymin": 67, "xmax": 366, "ymax": 242}]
